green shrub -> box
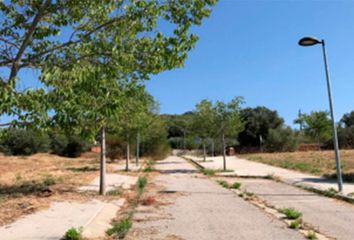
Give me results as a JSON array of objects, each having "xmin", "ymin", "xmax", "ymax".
[
  {"xmin": 0, "ymin": 128, "xmax": 50, "ymax": 155},
  {"xmin": 106, "ymin": 134, "xmax": 125, "ymax": 160},
  {"xmin": 106, "ymin": 218, "xmax": 132, "ymax": 238},
  {"xmin": 51, "ymin": 133, "xmax": 90, "ymax": 158},
  {"xmin": 107, "ymin": 187, "xmax": 122, "ymax": 196},
  {"xmin": 265, "ymin": 127, "xmax": 298, "ymax": 152},
  {"xmin": 230, "ymin": 182, "xmax": 241, "ymax": 189},
  {"xmin": 137, "ymin": 176, "xmax": 148, "ymax": 191},
  {"xmin": 63, "ymin": 227, "xmax": 82, "ymax": 240},
  {"xmin": 278, "ymin": 208, "xmax": 302, "ymax": 220}
]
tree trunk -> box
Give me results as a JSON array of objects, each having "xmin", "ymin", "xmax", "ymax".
[
  {"xmin": 126, "ymin": 135, "xmax": 130, "ymax": 171},
  {"xmin": 136, "ymin": 132, "xmax": 140, "ymax": 166},
  {"xmin": 222, "ymin": 133, "xmax": 226, "ymax": 171},
  {"xmin": 99, "ymin": 127, "xmax": 106, "ymax": 195},
  {"xmin": 203, "ymin": 142, "xmax": 206, "ymax": 162}
]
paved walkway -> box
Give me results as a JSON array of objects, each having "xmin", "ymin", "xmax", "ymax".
[
  {"xmin": 185, "ymin": 155, "xmax": 354, "ymax": 196},
  {"xmin": 225, "ymin": 177, "xmax": 354, "ymax": 240},
  {"xmin": 0, "ymin": 173, "xmax": 133, "ymax": 240},
  {"xmin": 126, "ymin": 156, "xmax": 304, "ymax": 240}
]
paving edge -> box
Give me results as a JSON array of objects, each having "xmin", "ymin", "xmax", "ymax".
[{"xmin": 183, "ymin": 155, "xmax": 354, "ymax": 204}]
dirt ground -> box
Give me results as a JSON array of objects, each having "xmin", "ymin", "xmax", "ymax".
[
  {"xmin": 0, "ymin": 152, "xmax": 119, "ymax": 226},
  {"xmin": 242, "ymin": 149, "xmax": 354, "ymax": 178}
]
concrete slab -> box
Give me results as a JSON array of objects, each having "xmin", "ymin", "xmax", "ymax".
[
  {"xmin": 82, "ymin": 199, "xmax": 125, "ymax": 239},
  {"xmin": 0, "ymin": 200, "xmax": 105, "ymax": 240}
]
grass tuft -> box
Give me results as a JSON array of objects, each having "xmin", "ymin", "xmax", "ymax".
[
  {"xmin": 307, "ymin": 230, "xmax": 317, "ymax": 240},
  {"xmin": 106, "ymin": 218, "xmax": 132, "ymax": 238},
  {"xmin": 278, "ymin": 207, "xmax": 302, "ymax": 220},
  {"xmin": 63, "ymin": 227, "xmax": 82, "ymax": 240},
  {"xmin": 289, "ymin": 218, "xmax": 302, "ymax": 229},
  {"xmin": 202, "ymin": 168, "xmax": 215, "ymax": 176},
  {"xmin": 217, "ymin": 180, "xmax": 229, "ymax": 188},
  {"xmin": 230, "ymin": 182, "xmax": 241, "ymax": 189},
  {"xmin": 137, "ymin": 176, "xmax": 148, "ymax": 192}
]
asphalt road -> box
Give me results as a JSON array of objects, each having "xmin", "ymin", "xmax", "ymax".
[{"xmin": 126, "ymin": 156, "xmax": 304, "ymax": 240}]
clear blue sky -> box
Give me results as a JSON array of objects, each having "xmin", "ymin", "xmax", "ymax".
[{"xmin": 146, "ymin": 0, "xmax": 354, "ymax": 127}]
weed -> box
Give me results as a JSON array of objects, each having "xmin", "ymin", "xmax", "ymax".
[
  {"xmin": 107, "ymin": 187, "xmax": 123, "ymax": 196},
  {"xmin": 63, "ymin": 227, "xmax": 82, "ymax": 240},
  {"xmin": 278, "ymin": 208, "xmax": 302, "ymax": 220},
  {"xmin": 307, "ymin": 230, "xmax": 317, "ymax": 240},
  {"xmin": 106, "ymin": 217, "xmax": 132, "ymax": 238},
  {"xmin": 238, "ymin": 193, "xmax": 244, "ymax": 198},
  {"xmin": 289, "ymin": 219, "xmax": 302, "ymax": 229},
  {"xmin": 202, "ymin": 168, "xmax": 215, "ymax": 176},
  {"xmin": 143, "ymin": 160, "xmax": 155, "ymax": 172},
  {"xmin": 42, "ymin": 175, "xmax": 56, "ymax": 186},
  {"xmin": 217, "ymin": 180, "xmax": 229, "ymax": 188},
  {"xmin": 137, "ymin": 176, "xmax": 148, "ymax": 192},
  {"xmin": 245, "ymin": 191, "xmax": 254, "ymax": 197},
  {"xmin": 230, "ymin": 182, "xmax": 241, "ymax": 189}
]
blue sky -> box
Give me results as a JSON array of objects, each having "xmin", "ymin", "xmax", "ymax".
[{"xmin": 146, "ymin": 0, "xmax": 354, "ymax": 126}]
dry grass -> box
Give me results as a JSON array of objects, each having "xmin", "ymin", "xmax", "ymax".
[
  {"xmin": 0, "ymin": 152, "xmax": 118, "ymax": 226},
  {"xmin": 242, "ymin": 150, "xmax": 354, "ymax": 181}
]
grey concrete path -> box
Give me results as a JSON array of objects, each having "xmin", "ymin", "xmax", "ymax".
[
  {"xmin": 127, "ymin": 156, "xmax": 304, "ymax": 240},
  {"xmin": 225, "ymin": 177, "xmax": 354, "ymax": 240},
  {"xmin": 185, "ymin": 155, "xmax": 354, "ymax": 196},
  {"xmin": 0, "ymin": 173, "xmax": 132, "ymax": 240}
]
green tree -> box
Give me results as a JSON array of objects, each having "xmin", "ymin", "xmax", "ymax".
[
  {"xmin": 264, "ymin": 127, "xmax": 298, "ymax": 152},
  {"xmin": 0, "ymin": 0, "xmax": 218, "ymax": 125},
  {"xmin": 213, "ymin": 97, "xmax": 244, "ymax": 171},
  {"xmin": 192, "ymin": 99, "xmax": 214, "ymax": 161},
  {"xmin": 238, "ymin": 106, "xmax": 284, "ymax": 150},
  {"xmin": 295, "ymin": 111, "xmax": 332, "ymax": 146}
]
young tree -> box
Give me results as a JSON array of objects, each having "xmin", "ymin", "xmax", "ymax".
[
  {"xmin": 192, "ymin": 99, "xmax": 214, "ymax": 161},
  {"xmin": 213, "ymin": 97, "xmax": 244, "ymax": 171},
  {"xmin": 295, "ymin": 111, "xmax": 332, "ymax": 147},
  {"xmin": 0, "ymin": 0, "xmax": 218, "ymax": 124}
]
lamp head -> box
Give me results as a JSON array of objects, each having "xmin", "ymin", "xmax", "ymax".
[{"xmin": 298, "ymin": 36, "xmax": 322, "ymax": 46}]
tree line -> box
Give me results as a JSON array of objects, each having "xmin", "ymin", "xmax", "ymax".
[{"xmin": 164, "ymin": 98, "xmax": 354, "ymax": 163}]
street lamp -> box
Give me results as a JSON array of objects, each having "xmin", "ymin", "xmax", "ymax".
[{"xmin": 298, "ymin": 36, "xmax": 344, "ymax": 192}]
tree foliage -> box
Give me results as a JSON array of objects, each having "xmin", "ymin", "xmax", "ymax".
[
  {"xmin": 295, "ymin": 111, "xmax": 331, "ymax": 145},
  {"xmin": 238, "ymin": 106, "xmax": 284, "ymax": 148}
]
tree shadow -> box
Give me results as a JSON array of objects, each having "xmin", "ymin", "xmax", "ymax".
[
  {"xmin": 66, "ymin": 166, "xmax": 98, "ymax": 172},
  {"xmin": 157, "ymin": 169, "xmax": 198, "ymax": 174},
  {"xmin": 323, "ymin": 172, "xmax": 354, "ymax": 183},
  {"xmin": 0, "ymin": 181, "xmax": 50, "ymax": 197}
]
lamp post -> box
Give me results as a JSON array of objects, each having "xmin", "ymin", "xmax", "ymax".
[{"xmin": 298, "ymin": 36, "xmax": 343, "ymax": 192}]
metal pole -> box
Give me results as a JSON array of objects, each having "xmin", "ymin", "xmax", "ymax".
[
  {"xmin": 136, "ymin": 132, "xmax": 140, "ymax": 167},
  {"xmin": 99, "ymin": 127, "xmax": 106, "ymax": 195},
  {"xmin": 321, "ymin": 40, "xmax": 343, "ymax": 192}
]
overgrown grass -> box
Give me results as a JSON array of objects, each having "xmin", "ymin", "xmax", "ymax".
[
  {"xmin": 62, "ymin": 227, "xmax": 82, "ymax": 240},
  {"xmin": 143, "ymin": 160, "xmax": 155, "ymax": 172},
  {"xmin": 243, "ymin": 150, "xmax": 354, "ymax": 178},
  {"xmin": 278, "ymin": 208, "xmax": 302, "ymax": 220},
  {"xmin": 201, "ymin": 168, "xmax": 215, "ymax": 176},
  {"xmin": 137, "ymin": 176, "xmax": 148, "ymax": 192},
  {"xmin": 107, "ymin": 186, "xmax": 123, "ymax": 196},
  {"xmin": 106, "ymin": 217, "xmax": 132, "ymax": 238},
  {"xmin": 230, "ymin": 182, "xmax": 241, "ymax": 189},
  {"xmin": 217, "ymin": 180, "xmax": 229, "ymax": 188},
  {"xmin": 289, "ymin": 219, "xmax": 302, "ymax": 229},
  {"xmin": 307, "ymin": 230, "xmax": 317, "ymax": 240},
  {"xmin": 42, "ymin": 175, "xmax": 57, "ymax": 186}
]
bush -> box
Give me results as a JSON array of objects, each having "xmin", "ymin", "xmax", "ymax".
[
  {"xmin": 63, "ymin": 227, "xmax": 82, "ymax": 240},
  {"xmin": 106, "ymin": 134, "xmax": 125, "ymax": 160},
  {"xmin": 230, "ymin": 182, "xmax": 241, "ymax": 189},
  {"xmin": 217, "ymin": 180, "xmax": 229, "ymax": 188},
  {"xmin": 265, "ymin": 127, "xmax": 298, "ymax": 152},
  {"xmin": 201, "ymin": 168, "xmax": 215, "ymax": 176},
  {"xmin": 0, "ymin": 128, "xmax": 50, "ymax": 155},
  {"xmin": 51, "ymin": 133, "xmax": 90, "ymax": 158}
]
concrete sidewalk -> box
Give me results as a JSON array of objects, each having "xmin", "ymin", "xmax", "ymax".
[
  {"xmin": 0, "ymin": 173, "xmax": 134, "ymax": 240},
  {"xmin": 185, "ymin": 155, "xmax": 354, "ymax": 196}
]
